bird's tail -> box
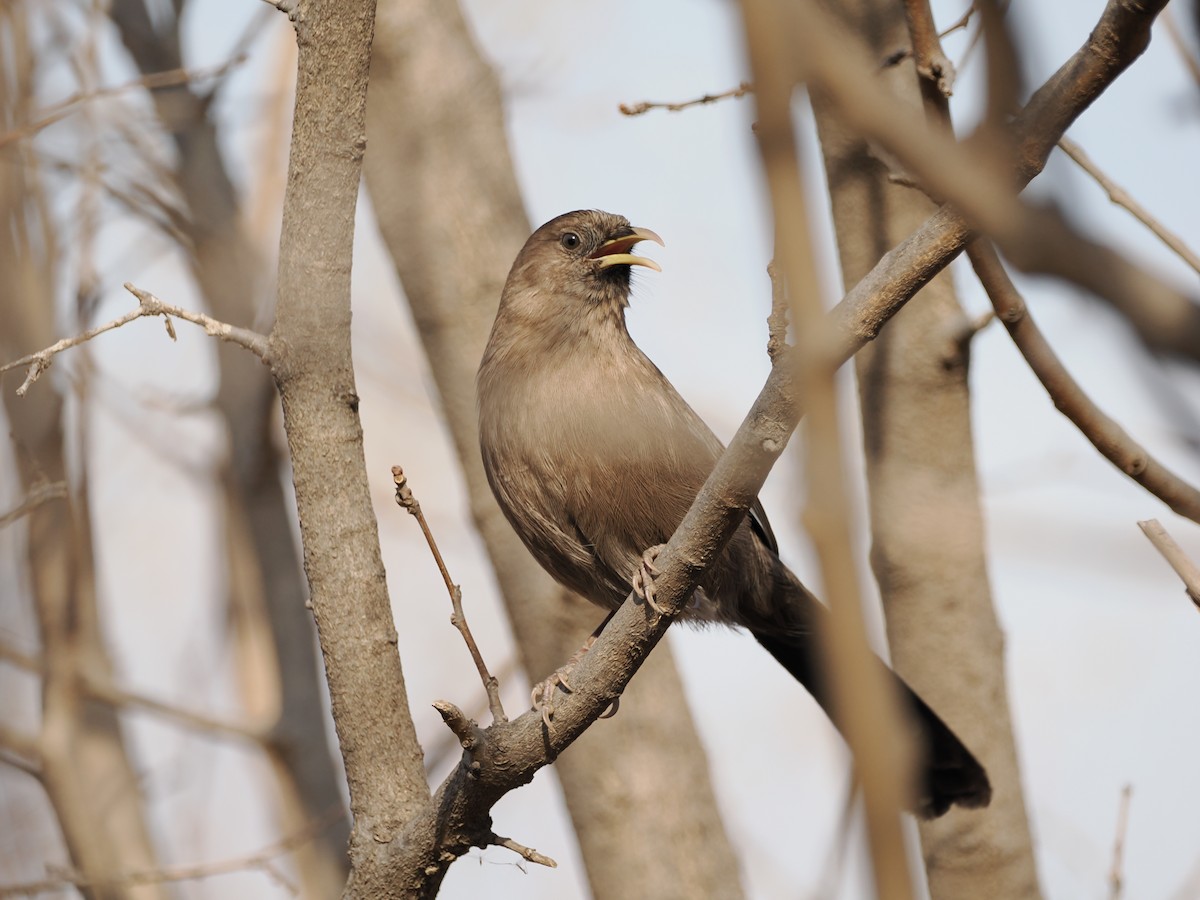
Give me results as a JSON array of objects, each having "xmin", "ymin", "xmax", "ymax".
[{"xmin": 752, "ymin": 626, "xmax": 992, "ymax": 818}]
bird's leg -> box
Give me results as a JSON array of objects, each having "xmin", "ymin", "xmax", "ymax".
[
  {"xmin": 631, "ymin": 544, "xmax": 668, "ymax": 614},
  {"xmin": 531, "ymin": 611, "xmax": 620, "ymax": 729}
]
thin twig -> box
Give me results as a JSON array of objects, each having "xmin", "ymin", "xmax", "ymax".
[
  {"xmin": 489, "ymin": 834, "xmax": 557, "ymax": 869},
  {"xmin": 0, "ymin": 482, "xmax": 68, "ymax": 529},
  {"xmin": 884, "ymin": 3, "xmax": 976, "ymax": 68},
  {"xmin": 0, "ymin": 642, "xmax": 269, "ymax": 743},
  {"xmin": 0, "ymin": 808, "xmax": 344, "ymax": 897},
  {"xmin": 0, "ymin": 56, "xmax": 247, "ymax": 150},
  {"xmin": 619, "ymin": 81, "xmax": 753, "ymax": 117},
  {"xmin": 1058, "ymin": 137, "xmax": 1200, "ymax": 277},
  {"xmin": 394, "ymin": 467, "xmax": 507, "ymax": 723},
  {"xmin": 1137, "ymin": 519, "xmax": 1200, "ymax": 610},
  {"xmin": 0, "ymin": 283, "xmax": 270, "ymax": 395},
  {"xmin": 1163, "ymin": 8, "xmax": 1200, "ymax": 90},
  {"xmin": 968, "ymin": 243, "xmax": 1200, "ymax": 523},
  {"xmin": 1108, "ymin": 784, "xmax": 1133, "ymax": 900},
  {"xmin": 905, "ymin": 0, "xmax": 958, "ymax": 98}
]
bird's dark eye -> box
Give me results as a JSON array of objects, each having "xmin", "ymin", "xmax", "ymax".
[{"xmin": 560, "ymin": 232, "xmax": 581, "ymax": 251}]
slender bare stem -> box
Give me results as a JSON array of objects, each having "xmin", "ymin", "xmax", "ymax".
[
  {"xmin": 619, "ymin": 81, "xmax": 753, "ymax": 117},
  {"xmin": 1163, "ymin": 8, "xmax": 1200, "ymax": 89},
  {"xmin": 1137, "ymin": 519, "xmax": 1200, "ymax": 609},
  {"xmin": 0, "ymin": 642, "xmax": 269, "ymax": 743},
  {"xmin": 1058, "ymin": 137, "xmax": 1200, "ymax": 277},
  {"xmin": 0, "ymin": 482, "xmax": 68, "ymax": 529},
  {"xmin": 393, "ymin": 467, "xmax": 507, "ymax": 724},
  {"xmin": 1107, "ymin": 784, "xmax": 1133, "ymax": 900},
  {"xmin": 0, "ymin": 808, "xmax": 344, "ymax": 896},
  {"xmin": 0, "ymin": 283, "xmax": 269, "ymax": 395},
  {"xmin": 0, "ymin": 57, "xmax": 247, "ymax": 151},
  {"xmin": 489, "ymin": 834, "xmax": 557, "ymax": 869},
  {"xmin": 969, "ymin": 243, "xmax": 1200, "ymax": 522}
]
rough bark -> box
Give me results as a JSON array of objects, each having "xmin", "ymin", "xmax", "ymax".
[
  {"xmin": 108, "ymin": 3, "xmax": 350, "ymax": 890},
  {"xmin": 266, "ymin": 1, "xmax": 432, "ymax": 896},
  {"xmin": 361, "ymin": 4, "xmax": 745, "ymax": 898},
  {"xmin": 812, "ymin": 2, "xmax": 1041, "ymax": 897}
]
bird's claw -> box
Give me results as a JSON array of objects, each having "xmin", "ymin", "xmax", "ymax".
[
  {"xmin": 631, "ymin": 544, "xmax": 668, "ymax": 614},
  {"xmin": 532, "ymin": 631, "xmax": 617, "ymax": 730},
  {"xmin": 531, "ymin": 669, "xmax": 572, "ymax": 730}
]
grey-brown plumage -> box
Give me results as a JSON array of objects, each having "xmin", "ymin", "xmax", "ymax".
[{"xmin": 478, "ymin": 209, "xmax": 990, "ymax": 818}]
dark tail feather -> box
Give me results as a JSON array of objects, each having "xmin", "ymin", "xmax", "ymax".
[{"xmin": 752, "ymin": 630, "xmax": 992, "ymax": 819}]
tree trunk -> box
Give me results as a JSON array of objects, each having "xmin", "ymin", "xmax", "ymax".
[{"xmin": 812, "ymin": 2, "xmax": 1042, "ymax": 897}]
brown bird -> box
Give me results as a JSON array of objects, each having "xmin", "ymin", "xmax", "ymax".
[{"xmin": 477, "ymin": 209, "xmax": 991, "ymax": 818}]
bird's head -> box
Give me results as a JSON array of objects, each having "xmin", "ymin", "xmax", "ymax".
[{"xmin": 500, "ymin": 210, "xmax": 664, "ymax": 329}]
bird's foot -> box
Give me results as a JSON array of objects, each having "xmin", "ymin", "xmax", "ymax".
[
  {"xmin": 531, "ymin": 635, "xmax": 620, "ymax": 729},
  {"xmin": 631, "ymin": 544, "xmax": 668, "ymax": 614}
]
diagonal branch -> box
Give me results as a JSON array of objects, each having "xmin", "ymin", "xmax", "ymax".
[
  {"xmin": 969, "ymin": 242, "xmax": 1200, "ymax": 523},
  {"xmin": 1057, "ymin": 136, "xmax": 1200, "ymax": 277},
  {"xmin": 0, "ymin": 283, "xmax": 269, "ymax": 396}
]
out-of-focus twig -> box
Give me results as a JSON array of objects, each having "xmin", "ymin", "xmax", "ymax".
[
  {"xmin": 393, "ymin": 466, "xmax": 507, "ymax": 724},
  {"xmin": 1058, "ymin": 137, "xmax": 1200, "ymax": 277},
  {"xmin": 619, "ymin": 81, "xmax": 752, "ymax": 116},
  {"xmin": 0, "ymin": 482, "xmax": 68, "ymax": 529},
  {"xmin": 1137, "ymin": 519, "xmax": 1200, "ymax": 609},
  {"xmin": 1163, "ymin": 8, "xmax": 1200, "ymax": 89},
  {"xmin": 0, "ymin": 642, "xmax": 269, "ymax": 743},
  {"xmin": 0, "ymin": 56, "xmax": 246, "ymax": 150},
  {"xmin": 743, "ymin": 0, "xmax": 916, "ymax": 897},
  {"xmin": 0, "ymin": 807, "xmax": 344, "ymax": 896},
  {"xmin": 1108, "ymin": 784, "xmax": 1133, "ymax": 900}
]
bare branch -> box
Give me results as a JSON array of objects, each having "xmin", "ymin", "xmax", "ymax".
[
  {"xmin": 489, "ymin": 834, "xmax": 557, "ymax": 869},
  {"xmin": 0, "ymin": 809, "xmax": 344, "ymax": 897},
  {"xmin": 790, "ymin": 0, "xmax": 1200, "ymax": 365},
  {"xmin": 0, "ymin": 482, "xmax": 68, "ymax": 529},
  {"xmin": 1137, "ymin": 519, "xmax": 1200, "ymax": 609},
  {"xmin": 884, "ymin": 3, "xmax": 977, "ymax": 68},
  {"xmin": 1163, "ymin": 8, "xmax": 1200, "ymax": 89},
  {"xmin": 0, "ymin": 642, "xmax": 269, "ymax": 743},
  {"xmin": 1107, "ymin": 784, "xmax": 1133, "ymax": 900},
  {"xmin": 0, "ymin": 283, "xmax": 269, "ymax": 395},
  {"xmin": 1058, "ymin": 136, "xmax": 1200, "ymax": 277},
  {"xmin": 905, "ymin": 0, "xmax": 958, "ymax": 98},
  {"xmin": 619, "ymin": 81, "xmax": 752, "ymax": 117},
  {"xmin": 969, "ymin": 242, "xmax": 1200, "ymax": 523},
  {"xmin": 0, "ymin": 56, "xmax": 247, "ymax": 150},
  {"xmin": 393, "ymin": 466, "xmax": 507, "ymax": 724}
]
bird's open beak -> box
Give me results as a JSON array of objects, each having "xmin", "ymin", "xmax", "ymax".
[{"xmin": 589, "ymin": 227, "xmax": 665, "ymax": 272}]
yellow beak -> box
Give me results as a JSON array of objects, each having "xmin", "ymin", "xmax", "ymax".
[{"xmin": 589, "ymin": 226, "xmax": 665, "ymax": 272}]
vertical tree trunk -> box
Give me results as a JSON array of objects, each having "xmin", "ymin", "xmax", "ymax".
[
  {"xmin": 362, "ymin": 3, "xmax": 746, "ymax": 898},
  {"xmin": 811, "ymin": 3, "xmax": 1041, "ymax": 897}
]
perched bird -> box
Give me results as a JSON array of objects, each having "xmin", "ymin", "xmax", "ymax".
[{"xmin": 477, "ymin": 209, "xmax": 991, "ymax": 818}]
